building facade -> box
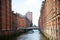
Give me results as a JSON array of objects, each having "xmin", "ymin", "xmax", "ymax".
[
  {"xmin": 0, "ymin": 0, "xmax": 12, "ymax": 35},
  {"xmin": 26, "ymin": 12, "xmax": 32, "ymax": 21},
  {"xmin": 12, "ymin": 11, "xmax": 17, "ymax": 32},
  {"xmin": 19, "ymin": 16, "xmax": 27, "ymax": 27},
  {"xmin": 39, "ymin": 0, "xmax": 60, "ymax": 40},
  {"xmin": 17, "ymin": 14, "xmax": 32, "ymax": 28},
  {"xmin": 26, "ymin": 12, "xmax": 32, "ymax": 26},
  {"xmin": 26, "ymin": 18, "xmax": 31, "ymax": 27},
  {"xmin": 26, "ymin": 12, "xmax": 33, "ymax": 27}
]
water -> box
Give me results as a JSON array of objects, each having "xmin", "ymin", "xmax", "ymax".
[
  {"xmin": 17, "ymin": 30, "xmax": 41, "ymax": 40},
  {"xmin": 1, "ymin": 30, "xmax": 47, "ymax": 40}
]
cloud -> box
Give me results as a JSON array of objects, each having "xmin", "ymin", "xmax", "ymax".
[{"xmin": 25, "ymin": 0, "xmax": 37, "ymax": 7}]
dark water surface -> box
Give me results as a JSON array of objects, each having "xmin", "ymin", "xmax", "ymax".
[
  {"xmin": 17, "ymin": 30, "xmax": 41, "ymax": 40},
  {"xmin": 1, "ymin": 30, "xmax": 47, "ymax": 40}
]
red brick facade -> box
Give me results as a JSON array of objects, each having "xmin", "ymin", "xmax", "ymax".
[
  {"xmin": 19, "ymin": 17, "xmax": 27, "ymax": 27},
  {"xmin": 0, "ymin": 0, "xmax": 12, "ymax": 35},
  {"xmin": 0, "ymin": 0, "xmax": 32, "ymax": 35},
  {"xmin": 18, "ymin": 14, "xmax": 32, "ymax": 28},
  {"xmin": 39, "ymin": 0, "xmax": 60, "ymax": 40},
  {"xmin": 12, "ymin": 12, "xmax": 17, "ymax": 32}
]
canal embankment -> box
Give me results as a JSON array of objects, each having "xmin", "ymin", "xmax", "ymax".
[{"xmin": 39, "ymin": 29, "xmax": 50, "ymax": 40}]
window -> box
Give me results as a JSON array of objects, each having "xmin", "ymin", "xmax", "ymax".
[
  {"xmin": 0, "ymin": 0, "xmax": 1, "ymax": 14},
  {"xmin": 58, "ymin": 0, "xmax": 60, "ymax": 1},
  {"xmin": 0, "ymin": 0, "xmax": 1, "ymax": 8}
]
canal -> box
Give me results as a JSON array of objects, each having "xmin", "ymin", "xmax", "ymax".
[{"xmin": 10, "ymin": 29, "xmax": 47, "ymax": 40}]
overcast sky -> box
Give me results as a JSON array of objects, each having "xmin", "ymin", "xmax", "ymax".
[{"xmin": 12, "ymin": 0, "xmax": 44, "ymax": 26}]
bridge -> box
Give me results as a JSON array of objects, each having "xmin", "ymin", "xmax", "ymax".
[
  {"xmin": 17, "ymin": 27, "xmax": 39, "ymax": 30},
  {"xmin": 17, "ymin": 27, "xmax": 39, "ymax": 33}
]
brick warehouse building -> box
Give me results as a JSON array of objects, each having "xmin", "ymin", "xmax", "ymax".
[
  {"xmin": 0, "ymin": 0, "xmax": 12, "ymax": 35},
  {"xmin": 19, "ymin": 16, "xmax": 27, "ymax": 27},
  {"xmin": 17, "ymin": 14, "xmax": 32, "ymax": 28},
  {"xmin": 19, "ymin": 14, "xmax": 30, "ymax": 27},
  {"xmin": 12, "ymin": 11, "xmax": 17, "ymax": 32},
  {"xmin": 39, "ymin": 0, "xmax": 60, "ymax": 40},
  {"xmin": 0, "ymin": 0, "xmax": 32, "ymax": 36}
]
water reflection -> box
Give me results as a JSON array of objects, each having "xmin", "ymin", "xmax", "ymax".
[
  {"xmin": 17, "ymin": 30, "xmax": 41, "ymax": 40},
  {"xmin": 3, "ymin": 30, "xmax": 47, "ymax": 40}
]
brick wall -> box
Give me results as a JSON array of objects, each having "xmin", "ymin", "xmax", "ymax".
[
  {"xmin": 12, "ymin": 12, "xmax": 17, "ymax": 32},
  {"xmin": 39, "ymin": 0, "xmax": 60, "ymax": 40},
  {"xmin": 0, "ymin": 0, "xmax": 12, "ymax": 35}
]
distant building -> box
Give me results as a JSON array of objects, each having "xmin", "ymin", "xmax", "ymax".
[
  {"xmin": 17, "ymin": 14, "xmax": 32, "ymax": 28},
  {"xmin": 19, "ymin": 15, "xmax": 27, "ymax": 27},
  {"xmin": 33, "ymin": 25, "xmax": 37, "ymax": 27},
  {"xmin": 26, "ymin": 17, "xmax": 32, "ymax": 27},
  {"xmin": 26, "ymin": 12, "xmax": 33, "ymax": 27},
  {"xmin": 26, "ymin": 12, "xmax": 32, "ymax": 22}
]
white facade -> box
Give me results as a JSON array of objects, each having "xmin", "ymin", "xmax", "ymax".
[{"xmin": 26, "ymin": 12, "xmax": 32, "ymax": 22}]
